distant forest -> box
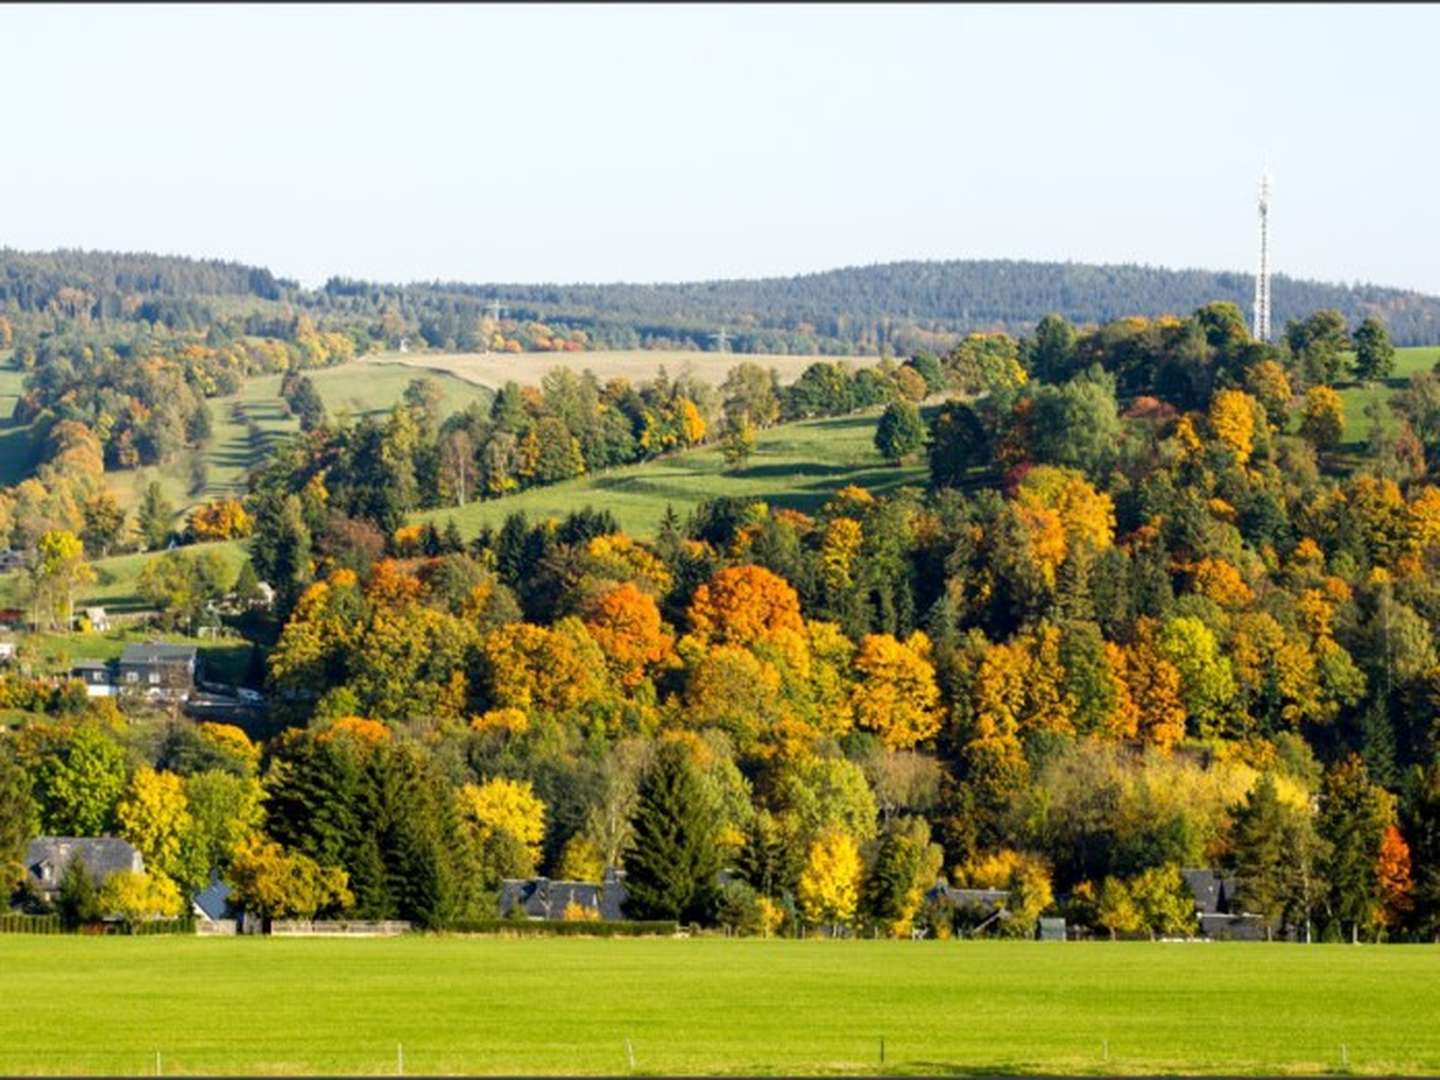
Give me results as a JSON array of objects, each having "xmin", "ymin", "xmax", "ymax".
[{"xmin": 3, "ymin": 249, "xmax": 1440, "ymax": 353}]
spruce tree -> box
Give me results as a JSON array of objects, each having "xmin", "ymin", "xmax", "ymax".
[
  {"xmin": 622, "ymin": 744, "xmax": 721, "ymax": 924},
  {"xmin": 1318, "ymin": 755, "xmax": 1389, "ymax": 944},
  {"xmin": 1227, "ymin": 773, "xmax": 1287, "ymax": 939},
  {"xmin": 137, "ymin": 481, "xmax": 175, "ymax": 551}
]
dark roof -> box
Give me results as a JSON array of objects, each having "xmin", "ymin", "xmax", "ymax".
[
  {"xmin": 25, "ymin": 836, "xmax": 143, "ymax": 887},
  {"xmin": 193, "ymin": 876, "xmax": 237, "ymax": 922},
  {"xmin": 1182, "ymin": 868, "xmax": 1243, "ymax": 915},
  {"xmin": 121, "ymin": 643, "xmax": 198, "ymax": 665},
  {"xmin": 925, "ymin": 882, "xmax": 1010, "ymax": 909},
  {"xmin": 500, "ymin": 869, "xmax": 628, "ymax": 921}
]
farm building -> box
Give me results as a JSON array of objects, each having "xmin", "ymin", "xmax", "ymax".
[
  {"xmin": 1182, "ymin": 868, "xmax": 1266, "ymax": 940},
  {"xmin": 23, "ymin": 837, "xmax": 144, "ymax": 905},
  {"xmin": 499, "ymin": 868, "xmax": 629, "ymax": 921}
]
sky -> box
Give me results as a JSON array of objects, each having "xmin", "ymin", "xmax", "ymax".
[{"xmin": 3, "ymin": 4, "xmax": 1437, "ymax": 293}]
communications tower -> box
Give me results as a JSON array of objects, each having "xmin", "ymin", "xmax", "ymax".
[{"xmin": 1252, "ymin": 169, "xmax": 1272, "ymax": 342}]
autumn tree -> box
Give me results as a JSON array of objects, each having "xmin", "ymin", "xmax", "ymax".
[
  {"xmin": 686, "ymin": 564, "xmax": 804, "ymax": 647},
  {"xmin": 850, "ymin": 632, "xmax": 942, "ymax": 750},
  {"xmin": 116, "ymin": 766, "xmax": 203, "ymax": 892},
  {"xmin": 797, "ymin": 828, "xmax": 863, "ymax": 933},
  {"xmin": 1299, "ymin": 385, "xmax": 1345, "ymax": 451},
  {"xmin": 27, "ymin": 529, "xmax": 94, "ymax": 631},
  {"xmin": 457, "ymin": 777, "xmax": 547, "ymax": 877},
  {"xmin": 225, "ymin": 835, "xmax": 353, "ymax": 923},
  {"xmin": 98, "ymin": 870, "xmax": 184, "ymax": 923},
  {"xmin": 582, "ymin": 582, "xmax": 676, "ymax": 690},
  {"xmin": 1375, "ymin": 823, "xmax": 1413, "ymax": 934}
]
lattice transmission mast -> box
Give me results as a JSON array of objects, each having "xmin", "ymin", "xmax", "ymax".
[{"xmin": 1252, "ymin": 170, "xmax": 1272, "ymax": 342}]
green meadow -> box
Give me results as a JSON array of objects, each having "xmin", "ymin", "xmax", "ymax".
[
  {"xmin": 417, "ymin": 407, "xmax": 929, "ymax": 538},
  {"xmin": 0, "ymin": 937, "xmax": 1437, "ymax": 1076},
  {"xmin": 104, "ymin": 362, "xmax": 494, "ymax": 524},
  {"xmin": 1331, "ymin": 345, "xmax": 1439, "ymax": 444}
]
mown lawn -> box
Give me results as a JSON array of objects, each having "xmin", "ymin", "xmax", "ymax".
[
  {"xmin": 0, "ymin": 937, "xmax": 1436, "ymax": 1076},
  {"xmin": 417, "ymin": 408, "xmax": 929, "ymax": 538}
]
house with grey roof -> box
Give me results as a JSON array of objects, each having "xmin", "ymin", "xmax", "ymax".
[
  {"xmin": 1181, "ymin": 867, "xmax": 1266, "ymax": 940},
  {"xmin": 71, "ymin": 658, "xmax": 115, "ymax": 697},
  {"xmin": 24, "ymin": 837, "xmax": 144, "ymax": 904},
  {"xmin": 118, "ymin": 643, "xmax": 199, "ymax": 699},
  {"xmin": 923, "ymin": 880, "xmax": 1012, "ymax": 936},
  {"xmin": 499, "ymin": 867, "xmax": 628, "ymax": 921}
]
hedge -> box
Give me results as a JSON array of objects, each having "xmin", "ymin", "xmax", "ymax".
[{"xmin": 442, "ymin": 919, "xmax": 679, "ymax": 937}]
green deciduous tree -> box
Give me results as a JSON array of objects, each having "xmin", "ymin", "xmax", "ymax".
[
  {"xmin": 1352, "ymin": 316, "xmax": 1395, "ymax": 383},
  {"xmin": 874, "ymin": 401, "xmax": 925, "ymax": 465}
]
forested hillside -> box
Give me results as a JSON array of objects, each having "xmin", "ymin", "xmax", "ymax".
[
  {"xmin": 5, "ymin": 249, "xmax": 1439, "ymax": 356},
  {"xmin": 381, "ymin": 261, "xmax": 1440, "ymax": 351}
]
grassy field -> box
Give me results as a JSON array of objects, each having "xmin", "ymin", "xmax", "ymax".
[
  {"xmin": 366, "ymin": 348, "xmax": 877, "ymax": 391},
  {"xmin": 0, "ymin": 937, "xmax": 1437, "ymax": 1076},
  {"xmin": 0, "ymin": 349, "xmax": 41, "ymax": 487},
  {"xmin": 417, "ymin": 408, "xmax": 928, "ymax": 537},
  {"xmin": 0, "ymin": 540, "xmax": 249, "ymax": 616},
  {"xmin": 105, "ymin": 362, "xmax": 494, "ymax": 522},
  {"xmin": 1331, "ymin": 345, "xmax": 1439, "ymax": 444}
]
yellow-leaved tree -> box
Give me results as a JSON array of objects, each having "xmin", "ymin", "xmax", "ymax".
[
  {"xmin": 849, "ymin": 632, "xmax": 942, "ymax": 750},
  {"xmin": 98, "ymin": 870, "xmax": 183, "ymax": 922},
  {"xmin": 116, "ymin": 766, "xmax": 196, "ymax": 889},
  {"xmin": 458, "ymin": 777, "xmax": 548, "ymax": 874},
  {"xmin": 797, "ymin": 829, "xmax": 862, "ymax": 933}
]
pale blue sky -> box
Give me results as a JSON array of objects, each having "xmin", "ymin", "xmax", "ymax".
[{"xmin": 4, "ymin": 4, "xmax": 1437, "ymax": 293}]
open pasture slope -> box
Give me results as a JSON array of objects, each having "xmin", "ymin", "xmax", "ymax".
[
  {"xmin": 2, "ymin": 937, "xmax": 1439, "ymax": 1076},
  {"xmin": 104, "ymin": 362, "xmax": 494, "ymax": 522},
  {"xmin": 418, "ymin": 409, "xmax": 929, "ymax": 538}
]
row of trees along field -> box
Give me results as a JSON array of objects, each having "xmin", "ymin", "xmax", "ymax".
[{"xmin": 6, "ymin": 301, "xmax": 1440, "ymax": 940}]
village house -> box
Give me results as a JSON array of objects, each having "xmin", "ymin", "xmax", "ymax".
[
  {"xmin": 70, "ymin": 658, "xmax": 114, "ymax": 696},
  {"xmin": 1181, "ymin": 867, "xmax": 1267, "ymax": 940},
  {"xmin": 499, "ymin": 867, "xmax": 629, "ymax": 921},
  {"xmin": 23, "ymin": 837, "xmax": 144, "ymax": 905},
  {"xmin": 117, "ymin": 643, "xmax": 200, "ymax": 699},
  {"xmin": 68, "ymin": 643, "xmax": 201, "ymax": 700}
]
